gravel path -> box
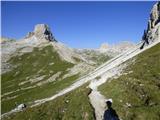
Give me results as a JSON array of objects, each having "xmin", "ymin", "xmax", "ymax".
[{"xmin": 88, "ymin": 65, "xmax": 123, "ymax": 120}]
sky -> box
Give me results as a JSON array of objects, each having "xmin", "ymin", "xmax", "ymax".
[{"xmin": 1, "ymin": 1, "xmax": 156, "ymax": 48}]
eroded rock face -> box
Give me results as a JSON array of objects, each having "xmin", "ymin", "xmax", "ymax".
[
  {"xmin": 142, "ymin": 2, "xmax": 160, "ymax": 45},
  {"xmin": 25, "ymin": 32, "xmax": 34, "ymax": 38},
  {"xmin": 25, "ymin": 24, "xmax": 56, "ymax": 42},
  {"xmin": 148, "ymin": 2, "xmax": 160, "ymax": 30},
  {"xmin": 34, "ymin": 24, "xmax": 55, "ymax": 41}
]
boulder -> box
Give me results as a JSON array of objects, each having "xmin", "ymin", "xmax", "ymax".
[
  {"xmin": 149, "ymin": 2, "xmax": 160, "ymax": 29},
  {"xmin": 15, "ymin": 103, "xmax": 27, "ymax": 111}
]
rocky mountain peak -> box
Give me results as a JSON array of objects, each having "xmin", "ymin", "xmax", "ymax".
[
  {"xmin": 142, "ymin": 2, "xmax": 160, "ymax": 45},
  {"xmin": 148, "ymin": 2, "xmax": 160, "ymax": 31},
  {"xmin": 25, "ymin": 24, "xmax": 56, "ymax": 42}
]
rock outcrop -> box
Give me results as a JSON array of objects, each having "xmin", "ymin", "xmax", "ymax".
[
  {"xmin": 142, "ymin": 2, "xmax": 160, "ymax": 45},
  {"xmin": 25, "ymin": 24, "xmax": 56, "ymax": 42},
  {"xmin": 148, "ymin": 2, "xmax": 160, "ymax": 30}
]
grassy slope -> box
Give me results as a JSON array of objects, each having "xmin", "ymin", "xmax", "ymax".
[
  {"xmin": 92, "ymin": 53, "xmax": 111, "ymax": 66},
  {"xmin": 84, "ymin": 50, "xmax": 111, "ymax": 66},
  {"xmin": 3, "ymin": 84, "xmax": 95, "ymax": 120},
  {"xmin": 99, "ymin": 43, "xmax": 160, "ymax": 120},
  {"xmin": 1, "ymin": 45, "xmax": 80, "ymax": 113}
]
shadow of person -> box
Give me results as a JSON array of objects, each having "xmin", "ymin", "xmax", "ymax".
[{"xmin": 103, "ymin": 101, "xmax": 119, "ymax": 120}]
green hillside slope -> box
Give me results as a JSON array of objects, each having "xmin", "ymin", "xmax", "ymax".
[
  {"xmin": 99, "ymin": 43, "xmax": 160, "ymax": 120},
  {"xmin": 2, "ymin": 42, "xmax": 159, "ymax": 120},
  {"xmin": 1, "ymin": 45, "xmax": 79, "ymax": 113},
  {"xmin": 3, "ymin": 84, "xmax": 95, "ymax": 120}
]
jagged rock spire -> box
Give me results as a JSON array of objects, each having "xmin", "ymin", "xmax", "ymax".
[
  {"xmin": 25, "ymin": 24, "xmax": 57, "ymax": 42},
  {"xmin": 147, "ymin": 2, "xmax": 160, "ymax": 31},
  {"xmin": 142, "ymin": 2, "xmax": 160, "ymax": 45}
]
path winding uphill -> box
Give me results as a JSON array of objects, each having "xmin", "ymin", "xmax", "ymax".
[
  {"xmin": 2, "ymin": 39, "xmax": 160, "ymax": 118},
  {"xmin": 88, "ymin": 66, "xmax": 123, "ymax": 120},
  {"xmin": 87, "ymin": 40, "xmax": 160, "ymax": 120}
]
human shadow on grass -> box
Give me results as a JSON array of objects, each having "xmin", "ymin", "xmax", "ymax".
[{"xmin": 103, "ymin": 100, "xmax": 119, "ymax": 120}]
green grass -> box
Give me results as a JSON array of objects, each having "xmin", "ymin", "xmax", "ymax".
[
  {"xmin": 84, "ymin": 50, "xmax": 111, "ymax": 66},
  {"xmin": 2, "ymin": 45, "xmax": 73, "ymax": 93},
  {"xmin": 92, "ymin": 54, "xmax": 110, "ymax": 66},
  {"xmin": 1, "ymin": 45, "xmax": 80, "ymax": 113},
  {"xmin": 99, "ymin": 43, "xmax": 160, "ymax": 120},
  {"xmin": 2, "ymin": 74, "xmax": 80, "ymax": 114},
  {"xmin": 3, "ymin": 84, "xmax": 95, "ymax": 120}
]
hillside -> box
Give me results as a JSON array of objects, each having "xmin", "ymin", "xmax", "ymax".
[
  {"xmin": 99, "ymin": 43, "xmax": 160, "ymax": 120},
  {"xmin": 1, "ymin": 2, "xmax": 160, "ymax": 120},
  {"xmin": 2, "ymin": 44, "xmax": 78, "ymax": 113},
  {"xmin": 3, "ymin": 84, "xmax": 95, "ymax": 120},
  {"xmin": 2, "ymin": 43, "xmax": 160, "ymax": 120},
  {"xmin": 1, "ymin": 24, "xmax": 113, "ymax": 114}
]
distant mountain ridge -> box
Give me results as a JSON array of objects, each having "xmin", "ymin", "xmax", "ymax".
[
  {"xmin": 99, "ymin": 41, "xmax": 135, "ymax": 55},
  {"xmin": 1, "ymin": 22, "xmax": 136, "ymax": 74}
]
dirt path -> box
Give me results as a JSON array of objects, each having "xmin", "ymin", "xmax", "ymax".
[
  {"xmin": 88, "ymin": 66, "xmax": 123, "ymax": 120},
  {"xmin": 89, "ymin": 90, "xmax": 106, "ymax": 120}
]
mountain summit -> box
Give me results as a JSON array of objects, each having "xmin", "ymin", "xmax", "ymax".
[
  {"xmin": 142, "ymin": 2, "xmax": 160, "ymax": 44},
  {"xmin": 148, "ymin": 2, "xmax": 160, "ymax": 30},
  {"xmin": 34, "ymin": 24, "xmax": 56, "ymax": 41},
  {"xmin": 25, "ymin": 24, "xmax": 56, "ymax": 43}
]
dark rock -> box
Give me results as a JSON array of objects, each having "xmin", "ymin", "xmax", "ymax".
[{"xmin": 34, "ymin": 24, "xmax": 56, "ymax": 42}]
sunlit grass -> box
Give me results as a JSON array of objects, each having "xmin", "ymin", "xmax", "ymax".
[
  {"xmin": 1, "ymin": 45, "xmax": 79, "ymax": 113},
  {"xmin": 99, "ymin": 43, "xmax": 160, "ymax": 120},
  {"xmin": 3, "ymin": 84, "xmax": 95, "ymax": 120}
]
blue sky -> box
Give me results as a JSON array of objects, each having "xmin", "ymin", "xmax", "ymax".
[{"xmin": 2, "ymin": 1, "xmax": 156, "ymax": 48}]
